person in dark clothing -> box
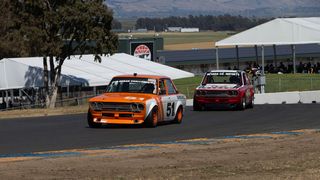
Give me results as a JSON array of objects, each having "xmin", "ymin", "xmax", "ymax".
[
  {"xmin": 1, "ymin": 100, "xmax": 6, "ymax": 109},
  {"xmin": 297, "ymin": 62, "xmax": 304, "ymax": 73},
  {"xmin": 8, "ymin": 99, "xmax": 13, "ymax": 108}
]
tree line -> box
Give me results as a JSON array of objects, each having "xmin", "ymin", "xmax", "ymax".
[
  {"xmin": 0, "ymin": 0, "xmax": 118, "ymax": 108},
  {"xmin": 135, "ymin": 14, "xmax": 270, "ymax": 31}
]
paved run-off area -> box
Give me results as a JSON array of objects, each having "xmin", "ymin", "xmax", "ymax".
[{"xmin": 1, "ymin": 129, "xmax": 320, "ymax": 179}]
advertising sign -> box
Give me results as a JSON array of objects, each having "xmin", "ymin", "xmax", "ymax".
[{"xmin": 130, "ymin": 42, "xmax": 154, "ymax": 61}]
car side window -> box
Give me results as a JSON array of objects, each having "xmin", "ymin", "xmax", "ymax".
[
  {"xmin": 159, "ymin": 79, "xmax": 166, "ymax": 95},
  {"xmin": 165, "ymin": 79, "xmax": 177, "ymax": 95}
]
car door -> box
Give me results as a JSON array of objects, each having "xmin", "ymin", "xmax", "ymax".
[
  {"xmin": 245, "ymin": 73, "xmax": 255, "ymax": 101},
  {"xmin": 160, "ymin": 78, "xmax": 178, "ymax": 121},
  {"xmin": 242, "ymin": 72, "xmax": 253, "ymax": 103}
]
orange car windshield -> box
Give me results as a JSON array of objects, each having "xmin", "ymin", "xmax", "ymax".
[{"xmin": 106, "ymin": 77, "xmax": 157, "ymax": 94}]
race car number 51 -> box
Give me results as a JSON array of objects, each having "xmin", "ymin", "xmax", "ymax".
[{"xmin": 167, "ymin": 102, "xmax": 175, "ymax": 117}]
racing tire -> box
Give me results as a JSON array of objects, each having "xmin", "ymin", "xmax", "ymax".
[
  {"xmin": 193, "ymin": 99, "xmax": 202, "ymax": 111},
  {"xmin": 87, "ymin": 110, "xmax": 102, "ymax": 128},
  {"xmin": 237, "ymin": 97, "xmax": 246, "ymax": 110},
  {"xmin": 173, "ymin": 106, "xmax": 183, "ymax": 124},
  {"xmin": 145, "ymin": 107, "xmax": 158, "ymax": 128},
  {"xmin": 247, "ymin": 97, "xmax": 254, "ymax": 109}
]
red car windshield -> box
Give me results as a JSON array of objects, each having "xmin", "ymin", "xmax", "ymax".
[{"xmin": 202, "ymin": 72, "xmax": 242, "ymax": 85}]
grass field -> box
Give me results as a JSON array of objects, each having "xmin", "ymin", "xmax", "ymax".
[
  {"xmin": 118, "ymin": 31, "xmax": 230, "ymax": 50},
  {"xmin": 174, "ymin": 74, "xmax": 320, "ymax": 98}
]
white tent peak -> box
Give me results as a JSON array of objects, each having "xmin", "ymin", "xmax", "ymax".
[{"xmin": 215, "ymin": 17, "xmax": 320, "ymax": 47}]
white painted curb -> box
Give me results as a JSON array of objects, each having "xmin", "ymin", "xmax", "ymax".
[
  {"xmin": 254, "ymin": 91, "xmax": 300, "ymax": 104},
  {"xmin": 299, "ymin": 91, "xmax": 320, "ymax": 104}
]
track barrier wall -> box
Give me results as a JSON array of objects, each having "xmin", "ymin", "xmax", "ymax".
[{"xmin": 187, "ymin": 90, "xmax": 320, "ymax": 106}]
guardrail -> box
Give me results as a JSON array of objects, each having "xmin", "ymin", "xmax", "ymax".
[
  {"xmin": 176, "ymin": 77, "xmax": 320, "ymax": 99},
  {"xmin": 185, "ymin": 90, "xmax": 320, "ymax": 106},
  {"xmin": 0, "ymin": 96, "xmax": 93, "ymax": 112},
  {"xmin": 254, "ymin": 90, "xmax": 320, "ymax": 104}
]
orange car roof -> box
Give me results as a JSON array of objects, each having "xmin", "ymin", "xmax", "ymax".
[{"xmin": 113, "ymin": 74, "xmax": 170, "ymax": 79}]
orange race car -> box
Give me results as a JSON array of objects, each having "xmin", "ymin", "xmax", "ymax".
[{"xmin": 87, "ymin": 74, "xmax": 187, "ymax": 128}]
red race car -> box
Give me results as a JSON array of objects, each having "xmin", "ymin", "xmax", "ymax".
[{"xmin": 193, "ymin": 70, "xmax": 254, "ymax": 110}]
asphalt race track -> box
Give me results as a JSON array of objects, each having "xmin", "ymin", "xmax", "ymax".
[{"xmin": 1, "ymin": 104, "xmax": 320, "ymax": 155}]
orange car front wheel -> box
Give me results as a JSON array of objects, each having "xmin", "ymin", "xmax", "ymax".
[
  {"xmin": 145, "ymin": 107, "xmax": 158, "ymax": 128},
  {"xmin": 87, "ymin": 110, "xmax": 102, "ymax": 128},
  {"xmin": 173, "ymin": 106, "xmax": 183, "ymax": 124}
]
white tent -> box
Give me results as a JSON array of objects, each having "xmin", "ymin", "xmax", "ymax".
[
  {"xmin": 216, "ymin": 17, "xmax": 320, "ymax": 46},
  {"xmin": 0, "ymin": 53, "xmax": 194, "ymax": 90},
  {"xmin": 215, "ymin": 17, "xmax": 320, "ymax": 93}
]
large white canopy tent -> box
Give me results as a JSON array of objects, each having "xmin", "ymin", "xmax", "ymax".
[
  {"xmin": 215, "ymin": 17, "xmax": 320, "ymax": 93},
  {"xmin": 0, "ymin": 53, "xmax": 194, "ymax": 106},
  {"xmin": 0, "ymin": 53, "xmax": 194, "ymax": 91}
]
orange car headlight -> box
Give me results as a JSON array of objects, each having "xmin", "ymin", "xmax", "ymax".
[
  {"xmin": 131, "ymin": 103, "xmax": 144, "ymax": 112},
  {"xmin": 89, "ymin": 102, "xmax": 103, "ymax": 111}
]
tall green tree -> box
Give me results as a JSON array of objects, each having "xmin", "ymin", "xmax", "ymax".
[
  {"xmin": 3, "ymin": 0, "xmax": 118, "ymax": 108},
  {"xmin": 0, "ymin": 0, "xmax": 28, "ymax": 58}
]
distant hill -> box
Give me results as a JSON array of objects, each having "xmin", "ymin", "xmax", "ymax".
[{"xmin": 106, "ymin": 0, "xmax": 320, "ymax": 18}]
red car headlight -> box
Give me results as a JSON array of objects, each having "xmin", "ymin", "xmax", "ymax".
[
  {"xmin": 196, "ymin": 90, "xmax": 207, "ymax": 96},
  {"xmin": 200, "ymin": 90, "xmax": 207, "ymax": 96},
  {"xmin": 227, "ymin": 90, "xmax": 239, "ymax": 96}
]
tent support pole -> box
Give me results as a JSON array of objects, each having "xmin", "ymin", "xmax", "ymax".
[
  {"xmin": 5, "ymin": 90, "xmax": 9, "ymax": 108},
  {"xmin": 215, "ymin": 47, "xmax": 219, "ymax": 70},
  {"xmin": 261, "ymin": 45, "xmax": 265, "ymax": 94},
  {"xmin": 93, "ymin": 86, "xmax": 97, "ymax": 96},
  {"xmin": 292, "ymin": 45, "xmax": 296, "ymax": 74},
  {"xmin": 261, "ymin": 45, "xmax": 265, "ymax": 75},
  {"xmin": 66, "ymin": 80, "xmax": 70, "ymax": 98},
  {"xmin": 273, "ymin": 44, "xmax": 277, "ymax": 67},
  {"xmin": 1, "ymin": 91, "xmax": 4, "ymax": 105},
  {"xmin": 236, "ymin": 45, "xmax": 240, "ymax": 69},
  {"xmin": 19, "ymin": 89, "xmax": 22, "ymax": 99},
  {"xmin": 10, "ymin": 89, "xmax": 14, "ymax": 98},
  {"xmin": 255, "ymin": 45, "xmax": 258, "ymax": 65}
]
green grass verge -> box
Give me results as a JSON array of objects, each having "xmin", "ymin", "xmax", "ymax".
[
  {"xmin": 265, "ymin": 74, "xmax": 320, "ymax": 93},
  {"xmin": 118, "ymin": 31, "xmax": 230, "ymax": 46},
  {"xmin": 174, "ymin": 74, "xmax": 320, "ymax": 99}
]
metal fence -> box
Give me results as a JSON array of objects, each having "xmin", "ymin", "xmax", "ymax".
[
  {"xmin": 175, "ymin": 77, "xmax": 320, "ymax": 99},
  {"xmin": 266, "ymin": 78, "xmax": 320, "ymax": 93},
  {"xmin": 0, "ymin": 95, "xmax": 94, "ymax": 111}
]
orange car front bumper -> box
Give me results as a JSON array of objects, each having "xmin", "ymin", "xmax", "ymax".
[{"xmin": 90, "ymin": 110, "xmax": 146, "ymax": 125}]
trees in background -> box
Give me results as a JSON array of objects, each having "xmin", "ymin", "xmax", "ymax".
[
  {"xmin": 112, "ymin": 19, "xmax": 122, "ymax": 29},
  {"xmin": 136, "ymin": 14, "xmax": 269, "ymax": 32},
  {"xmin": 0, "ymin": 0, "xmax": 118, "ymax": 108}
]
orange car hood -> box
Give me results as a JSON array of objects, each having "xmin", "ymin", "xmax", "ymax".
[{"xmin": 89, "ymin": 93, "xmax": 155, "ymax": 103}]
